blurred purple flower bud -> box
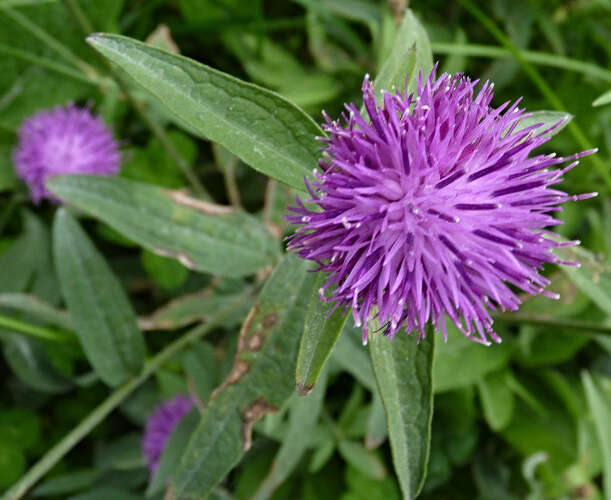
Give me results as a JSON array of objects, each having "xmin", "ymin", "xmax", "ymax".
[{"xmin": 13, "ymin": 104, "xmax": 120, "ymax": 204}]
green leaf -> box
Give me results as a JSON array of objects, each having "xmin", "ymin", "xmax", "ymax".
[
  {"xmin": 121, "ymin": 130, "xmax": 196, "ymax": 189},
  {"xmin": 369, "ymin": 328, "xmax": 435, "ymax": 499},
  {"xmin": 593, "ymin": 88, "xmax": 611, "ymax": 107},
  {"xmin": 366, "ymin": 391, "xmax": 388, "ymax": 449},
  {"xmin": 141, "ymin": 249, "xmax": 189, "ymax": 291},
  {"xmin": 53, "ymin": 208, "xmax": 146, "ymax": 387},
  {"xmin": 477, "ymin": 369, "xmax": 515, "ymax": 431},
  {"xmin": 32, "ymin": 469, "xmax": 102, "ymax": 497},
  {"xmin": 372, "ymin": 9, "xmax": 433, "ymax": 98},
  {"xmin": 337, "ymin": 441, "xmax": 387, "ymax": 480},
  {"xmin": 141, "ymin": 291, "xmax": 252, "ymax": 331},
  {"xmin": 343, "ymin": 464, "xmax": 401, "ymax": 500},
  {"xmin": 182, "ymin": 341, "xmax": 218, "ymax": 403},
  {"xmin": 309, "ymin": 440, "xmax": 335, "ymax": 473},
  {"xmin": 514, "ymin": 110, "xmax": 572, "ymax": 137},
  {"xmin": 434, "ymin": 325, "xmax": 512, "ymax": 393},
  {"xmin": 48, "ymin": 175, "xmax": 279, "ymax": 278},
  {"xmin": 171, "ymin": 254, "xmax": 314, "ymax": 498},
  {"xmin": 147, "ymin": 409, "xmax": 200, "ymax": 496},
  {"xmin": 582, "ymin": 371, "xmax": 611, "ymax": 500},
  {"xmin": 223, "ymin": 33, "xmax": 341, "ymax": 110},
  {"xmin": 0, "ymin": 293, "xmax": 73, "ymax": 331},
  {"xmin": 333, "ymin": 325, "xmax": 376, "ymax": 391},
  {"xmin": 555, "ymin": 244, "xmax": 611, "ymax": 317},
  {"xmin": 293, "ymin": 0, "xmax": 380, "ymax": 37},
  {"xmin": 0, "ymin": 210, "xmax": 57, "ymax": 303},
  {"xmin": 1, "ymin": 335, "xmax": 73, "ymax": 393},
  {"xmin": 86, "ymin": 33, "xmax": 322, "ymax": 191},
  {"xmin": 94, "ymin": 433, "xmax": 144, "ymax": 471},
  {"xmin": 295, "ymin": 274, "xmax": 348, "ymax": 394},
  {"xmin": 252, "ymin": 371, "xmax": 328, "ymax": 500}
]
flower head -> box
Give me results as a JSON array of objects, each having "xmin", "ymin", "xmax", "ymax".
[
  {"xmin": 287, "ymin": 65, "xmax": 596, "ymax": 345},
  {"xmin": 13, "ymin": 104, "xmax": 120, "ymax": 204},
  {"xmin": 142, "ymin": 394, "xmax": 194, "ymax": 474}
]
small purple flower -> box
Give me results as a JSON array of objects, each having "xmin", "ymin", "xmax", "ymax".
[
  {"xmin": 287, "ymin": 65, "xmax": 596, "ymax": 345},
  {"xmin": 13, "ymin": 104, "xmax": 120, "ymax": 204},
  {"xmin": 142, "ymin": 395, "xmax": 194, "ymax": 475}
]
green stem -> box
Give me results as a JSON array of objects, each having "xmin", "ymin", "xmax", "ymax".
[
  {"xmin": 432, "ymin": 43, "xmax": 611, "ymax": 83},
  {"xmin": 0, "ymin": 312, "xmax": 75, "ymax": 344},
  {"xmin": 457, "ymin": 0, "xmax": 611, "ymax": 191},
  {"xmin": 495, "ymin": 312, "xmax": 611, "ymax": 335},
  {"xmin": 2, "ymin": 293, "xmax": 249, "ymax": 500},
  {"xmin": 0, "ymin": 5, "xmax": 93, "ymax": 75},
  {"xmin": 61, "ymin": 0, "xmax": 212, "ymax": 200}
]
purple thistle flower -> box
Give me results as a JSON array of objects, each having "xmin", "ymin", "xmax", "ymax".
[
  {"xmin": 287, "ymin": 65, "xmax": 597, "ymax": 346},
  {"xmin": 13, "ymin": 104, "xmax": 120, "ymax": 204},
  {"xmin": 142, "ymin": 395, "xmax": 194, "ymax": 475}
]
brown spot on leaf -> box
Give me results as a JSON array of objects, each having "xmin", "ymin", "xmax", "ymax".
[
  {"xmin": 210, "ymin": 360, "xmax": 249, "ymax": 401},
  {"xmin": 262, "ymin": 312, "xmax": 278, "ymax": 328},
  {"xmin": 246, "ymin": 332, "xmax": 264, "ymax": 351},
  {"xmin": 167, "ymin": 190, "xmax": 234, "ymax": 215},
  {"xmin": 241, "ymin": 397, "xmax": 277, "ymax": 451}
]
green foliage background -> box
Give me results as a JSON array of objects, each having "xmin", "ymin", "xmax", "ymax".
[{"xmin": 0, "ymin": 0, "xmax": 610, "ymax": 499}]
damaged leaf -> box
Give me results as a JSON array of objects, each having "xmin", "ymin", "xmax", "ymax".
[
  {"xmin": 47, "ymin": 175, "xmax": 280, "ymax": 278},
  {"xmin": 171, "ymin": 254, "xmax": 313, "ymax": 498}
]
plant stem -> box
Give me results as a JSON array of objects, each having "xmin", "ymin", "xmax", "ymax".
[
  {"xmin": 61, "ymin": 0, "xmax": 212, "ymax": 200},
  {"xmin": 0, "ymin": 312, "xmax": 75, "ymax": 343},
  {"xmin": 2, "ymin": 292, "xmax": 249, "ymax": 500},
  {"xmin": 432, "ymin": 43, "xmax": 611, "ymax": 83},
  {"xmin": 458, "ymin": 0, "xmax": 611, "ymax": 191}
]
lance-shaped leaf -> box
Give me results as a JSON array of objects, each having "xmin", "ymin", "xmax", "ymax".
[
  {"xmin": 372, "ymin": 9, "xmax": 433, "ymax": 97},
  {"xmin": 171, "ymin": 255, "xmax": 314, "ymax": 498},
  {"xmin": 48, "ymin": 175, "xmax": 279, "ymax": 278},
  {"xmin": 295, "ymin": 274, "xmax": 348, "ymax": 394},
  {"xmin": 369, "ymin": 327, "xmax": 435, "ymax": 500},
  {"xmin": 86, "ymin": 33, "xmax": 322, "ymax": 191},
  {"xmin": 53, "ymin": 209, "xmax": 146, "ymax": 386}
]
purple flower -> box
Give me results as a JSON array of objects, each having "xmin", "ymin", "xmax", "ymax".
[
  {"xmin": 287, "ymin": 66, "xmax": 596, "ymax": 345},
  {"xmin": 13, "ymin": 104, "xmax": 120, "ymax": 204},
  {"xmin": 142, "ymin": 395, "xmax": 194, "ymax": 474}
]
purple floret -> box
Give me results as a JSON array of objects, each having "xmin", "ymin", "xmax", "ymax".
[
  {"xmin": 142, "ymin": 395, "xmax": 194, "ymax": 475},
  {"xmin": 13, "ymin": 104, "xmax": 120, "ymax": 204},
  {"xmin": 287, "ymin": 65, "xmax": 596, "ymax": 345}
]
